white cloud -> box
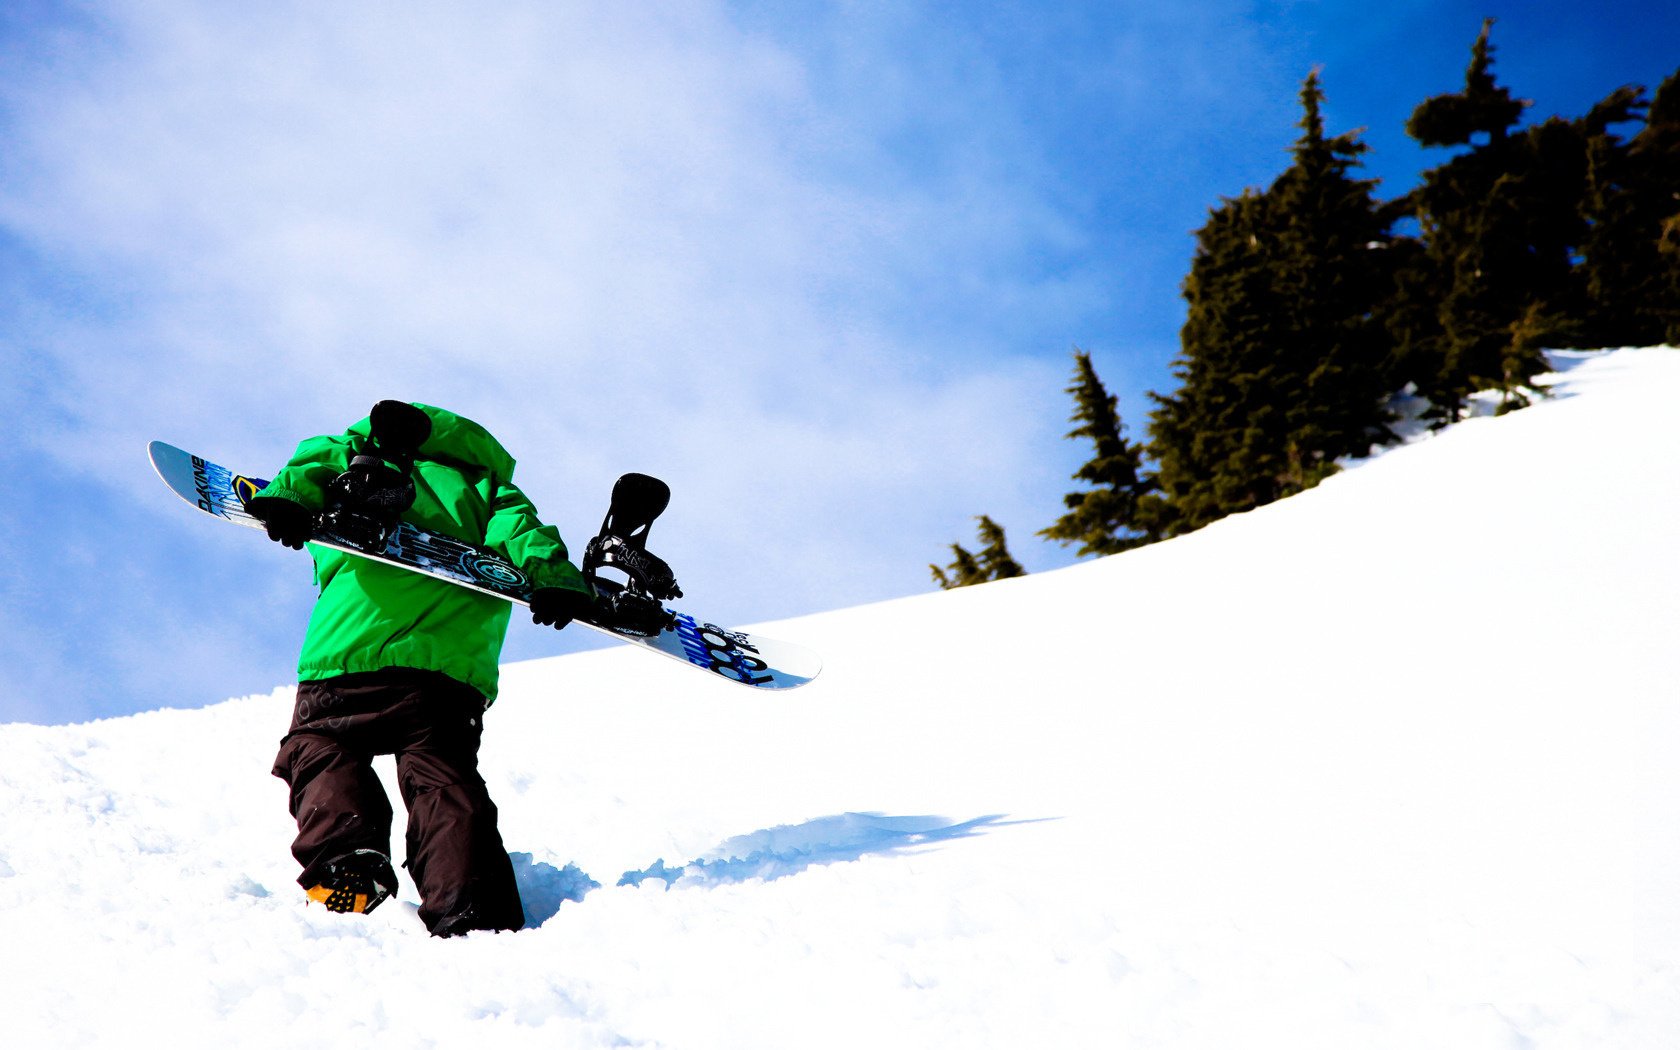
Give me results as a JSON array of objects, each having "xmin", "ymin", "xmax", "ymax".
[{"xmin": 0, "ymin": 0, "xmax": 1112, "ymax": 711}]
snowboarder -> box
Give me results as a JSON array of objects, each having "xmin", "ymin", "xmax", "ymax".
[{"xmin": 248, "ymin": 400, "xmax": 596, "ymax": 936}]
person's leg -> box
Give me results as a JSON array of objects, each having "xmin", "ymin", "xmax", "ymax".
[
  {"xmin": 393, "ymin": 682, "xmax": 524, "ymax": 935},
  {"xmin": 271, "ymin": 678, "xmax": 396, "ymax": 893}
]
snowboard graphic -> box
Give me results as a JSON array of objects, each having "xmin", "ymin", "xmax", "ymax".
[{"xmin": 148, "ymin": 441, "xmax": 820, "ymax": 690}]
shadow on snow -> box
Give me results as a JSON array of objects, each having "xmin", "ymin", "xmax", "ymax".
[
  {"xmin": 511, "ymin": 812, "xmax": 1037, "ymax": 928},
  {"xmin": 508, "ymin": 853, "xmax": 600, "ymax": 929}
]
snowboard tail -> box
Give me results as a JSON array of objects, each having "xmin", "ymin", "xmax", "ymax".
[{"xmin": 148, "ymin": 442, "xmax": 819, "ymax": 690}]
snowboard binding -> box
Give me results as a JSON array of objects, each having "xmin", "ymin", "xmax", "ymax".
[
  {"xmin": 583, "ymin": 472, "xmax": 682, "ymax": 637},
  {"xmin": 317, "ymin": 401, "xmax": 431, "ymax": 552}
]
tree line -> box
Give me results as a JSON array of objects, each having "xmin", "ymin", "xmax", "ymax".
[{"xmin": 934, "ymin": 21, "xmax": 1680, "ymax": 588}]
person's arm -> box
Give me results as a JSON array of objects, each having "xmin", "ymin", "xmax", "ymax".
[
  {"xmin": 486, "ymin": 480, "xmax": 594, "ymax": 628},
  {"xmin": 248, "ymin": 435, "xmax": 356, "ymax": 548}
]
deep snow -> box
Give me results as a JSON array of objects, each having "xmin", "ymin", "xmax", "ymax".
[{"xmin": 2, "ymin": 348, "xmax": 1678, "ymax": 1049}]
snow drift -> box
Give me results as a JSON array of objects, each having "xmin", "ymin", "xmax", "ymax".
[{"xmin": 2, "ymin": 348, "xmax": 1677, "ymax": 1049}]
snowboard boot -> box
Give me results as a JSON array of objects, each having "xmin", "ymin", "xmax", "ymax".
[
  {"xmin": 316, "ymin": 400, "xmax": 432, "ymax": 551},
  {"xmin": 305, "ymin": 850, "xmax": 398, "ymax": 915},
  {"xmin": 320, "ymin": 453, "xmax": 415, "ymax": 551},
  {"xmin": 429, "ymin": 903, "xmax": 522, "ymax": 939}
]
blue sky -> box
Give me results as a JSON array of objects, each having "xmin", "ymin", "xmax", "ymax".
[{"xmin": 2, "ymin": 1, "xmax": 1675, "ymax": 724}]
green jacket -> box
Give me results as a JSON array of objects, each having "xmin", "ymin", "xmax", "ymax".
[{"xmin": 256, "ymin": 404, "xmax": 588, "ymax": 702}]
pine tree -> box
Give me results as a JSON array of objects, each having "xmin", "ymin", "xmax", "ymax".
[
  {"xmin": 1148, "ymin": 189, "xmax": 1277, "ymax": 535},
  {"xmin": 1399, "ymin": 19, "xmax": 1588, "ymax": 420},
  {"xmin": 1661, "ymin": 213, "xmax": 1680, "ymax": 344},
  {"xmin": 931, "ymin": 516, "xmax": 1026, "ymax": 590},
  {"xmin": 929, "ymin": 543, "xmax": 985, "ymax": 590},
  {"xmin": 1148, "ymin": 71, "xmax": 1397, "ymax": 536},
  {"xmin": 1405, "ymin": 19, "xmax": 1528, "ymax": 148},
  {"xmin": 1653, "ymin": 72, "xmax": 1680, "ymax": 344},
  {"xmin": 1039, "ymin": 350, "xmax": 1157, "ymax": 556},
  {"xmin": 974, "ymin": 516, "xmax": 1026, "ymax": 580},
  {"xmin": 1577, "ymin": 69, "xmax": 1680, "ymax": 346},
  {"xmin": 1500, "ymin": 301, "xmax": 1558, "ymax": 413},
  {"xmin": 1268, "ymin": 70, "xmax": 1402, "ymax": 464},
  {"xmin": 1381, "ymin": 224, "xmax": 1445, "ymax": 399}
]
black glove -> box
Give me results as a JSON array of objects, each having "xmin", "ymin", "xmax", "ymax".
[
  {"xmin": 529, "ymin": 587, "xmax": 596, "ymax": 631},
  {"xmin": 248, "ymin": 496, "xmax": 313, "ymax": 550}
]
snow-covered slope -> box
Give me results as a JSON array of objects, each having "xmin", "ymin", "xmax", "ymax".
[{"xmin": 3, "ymin": 348, "xmax": 1678, "ymax": 1049}]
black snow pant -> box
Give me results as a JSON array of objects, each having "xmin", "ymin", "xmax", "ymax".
[{"xmin": 271, "ymin": 668, "xmax": 524, "ymax": 935}]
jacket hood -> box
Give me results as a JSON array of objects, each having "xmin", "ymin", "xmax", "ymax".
[{"xmin": 346, "ymin": 402, "xmax": 517, "ymax": 479}]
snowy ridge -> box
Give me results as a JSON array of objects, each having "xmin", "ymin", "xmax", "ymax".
[{"xmin": 3, "ymin": 349, "xmax": 1679, "ymax": 1048}]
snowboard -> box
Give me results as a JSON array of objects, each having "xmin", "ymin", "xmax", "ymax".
[{"xmin": 148, "ymin": 441, "xmax": 820, "ymax": 690}]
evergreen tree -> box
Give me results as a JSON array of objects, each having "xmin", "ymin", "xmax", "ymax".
[
  {"xmin": 1039, "ymin": 350, "xmax": 1158, "ymax": 556},
  {"xmin": 1399, "ymin": 19, "xmax": 1590, "ymax": 420},
  {"xmin": 1500, "ymin": 301, "xmax": 1559, "ymax": 413},
  {"xmin": 1268, "ymin": 71, "xmax": 1403, "ymax": 460},
  {"xmin": 1577, "ymin": 69, "xmax": 1680, "ymax": 346},
  {"xmin": 929, "ymin": 543, "xmax": 985, "ymax": 590},
  {"xmin": 1148, "ymin": 71, "xmax": 1397, "ymax": 536},
  {"xmin": 931, "ymin": 516, "xmax": 1026, "ymax": 590},
  {"xmin": 1653, "ymin": 72, "xmax": 1680, "ymax": 344},
  {"xmin": 1380, "ymin": 223, "xmax": 1445, "ymax": 400},
  {"xmin": 1661, "ymin": 213, "xmax": 1680, "ymax": 344},
  {"xmin": 1405, "ymin": 19, "xmax": 1528, "ymax": 148},
  {"xmin": 973, "ymin": 516, "xmax": 1026, "ymax": 581}
]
